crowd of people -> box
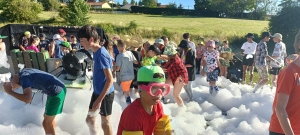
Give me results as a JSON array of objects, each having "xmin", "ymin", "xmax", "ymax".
[{"xmin": 2, "ymin": 25, "xmax": 300, "ymax": 135}]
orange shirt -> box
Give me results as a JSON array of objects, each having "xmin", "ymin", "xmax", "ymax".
[{"xmin": 269, "ymin": 62, "xmax": 300, "ymax": 134}]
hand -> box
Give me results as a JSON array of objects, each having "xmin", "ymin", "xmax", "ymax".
[
  {"xmin": 162, "ymin": 68, "xmax": 167, "ymax": 72},
  {"xmin": 92, "ymin": 100, "xmax": 101, "ymax": 112},
  {"xmin": 3, "ymin": 82, "xmax": 13, "ymax": 94}
]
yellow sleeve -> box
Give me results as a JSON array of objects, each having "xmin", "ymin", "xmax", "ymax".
[{"xmin": 122, "ymin": 131, "xmax": 143, "ymax": 135}]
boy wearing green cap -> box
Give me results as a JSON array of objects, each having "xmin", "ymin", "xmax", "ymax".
[
  {"xmin": 19, "ymin": 31, "xmax": 31, "ymax": 51},
  {"xmin": 117, "ymin": 66, "xmax": 171, "ymax": 135}
]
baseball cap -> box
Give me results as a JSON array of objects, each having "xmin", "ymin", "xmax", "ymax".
[
  {"xmin": 24, "ymin": 31, "xmax": 31, "ymax": 35},
  {"xmin": 245, "ymin": 33, "xmax": 254, "ymax": 39},
  {"xmin": 53, "ymin": 34, "xmax": 61, "ymax": 40},
  {"xmin": 148, "ymin": 45, "xmax": 161, "ymax": 54},
  {"xmin": 206, "ymin": 40, "xmax": 215, "ymax": 48},
  {"xmin": 272, "ymin": 33, "xmax": 282, "ymax": 41},
  {"xmin": 58, "ymin": 28, "xmax": 66, "ymax": 34},
  {"xmin": 155, "ymin": 39, "xmax": 164, "ymax": 45},
  {"xmin": 59, "ymin": 41, "xmax": 70, "ymax": 48},
  {"xmin": 178, "ymin": 40, "xmax": 189, "ymax": 49},
  {"xmin": 137, "ymin": 66, "xmax": 165, "ymax": 83},
  {"xmin": 261, "ymin": 32, "xmax": 272, "ymax": 38},
  {"xmin": 39, "ymin": 33, "xmax": 46, "ymax": 38}
]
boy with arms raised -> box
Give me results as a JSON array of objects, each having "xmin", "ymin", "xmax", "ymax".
[
  {"xmin": 117, "ymin": 66, "xmax": 171, "ymax": 135},
  {"xmin": 3, "ymin": 68, "xmax": 67, "ymax": 135},
  {"xmin": 77, "ymin": 25, "xmax": 114, "ymax": 135}
]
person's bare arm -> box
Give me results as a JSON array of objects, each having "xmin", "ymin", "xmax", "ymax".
[
  {"xmin": 275, "ymin": 93, "xmax": 294, "ymax": 135},
  {"xmin": 19, "ymin": 45, "xmax": 26, "ymax": 51},
  {"xmin": 92, "ymin": 68, "xmax": 114, "ymax": 111},
  {"xmin": 114, "ymin": 66, "xmax": 120, "ymax": 71},
  {"xmin": 5, "ymin": 86, "xmax": 32, "ymax": 104}
]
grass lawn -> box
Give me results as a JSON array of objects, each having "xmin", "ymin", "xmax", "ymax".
[{"xmin": 39, "ymin": 11, "xmax": 269, "ymax": 38}]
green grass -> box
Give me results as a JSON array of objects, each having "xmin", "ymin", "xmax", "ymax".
[{"xmin": 38, "ymin": 11, "xmax": 269, "ymax": 38}]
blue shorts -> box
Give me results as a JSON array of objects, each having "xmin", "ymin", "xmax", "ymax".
[{"xmin": 207, "ymin": 69, "xmax": 219, "ymax": 82}]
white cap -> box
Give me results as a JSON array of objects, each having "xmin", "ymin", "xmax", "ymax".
[
  {"xmin": 53, "ymin": 34, "xmax": 61, "ymax": 40},
  {"xmin": 272, "ymin": 33, "xmax": 282, "ymax": 41}
]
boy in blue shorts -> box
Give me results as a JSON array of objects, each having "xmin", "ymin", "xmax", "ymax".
[
  {"xmin": 3, "ymin": 68, "xmax": 66, "ymax": 135},
  {"xmin": 77, "ymin": 25, "xmax": 115, "ymax": 135}
]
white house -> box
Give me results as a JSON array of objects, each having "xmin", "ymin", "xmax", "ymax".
[{"xmin": 87, "ymin": 2, "xmax": 111, "ymax": 9}]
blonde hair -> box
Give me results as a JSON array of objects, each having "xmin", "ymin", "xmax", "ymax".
[{"xmin": 294, "ymin": 29, "xmax": 300, "ymax": 54}]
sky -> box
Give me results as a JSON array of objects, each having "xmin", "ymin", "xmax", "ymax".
[
  {"xmin": 0, "ymin": 54, "xmax": 277, "ymax": 135},
  {"xmin": 114, "ymin": 0, "xmax": 195, "ymax": 9}
]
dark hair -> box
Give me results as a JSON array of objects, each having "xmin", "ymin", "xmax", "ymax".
[
  {"xmin": 183, "ymin": 33, "xmax": 190, "ymax": 39},
  {"xmin": 148, "ymin": 45, "xmax": 161, "ymax": 54},
  {"xmin": 223, "ymin": 40, "xmax": 228, "ymax": 44},
  {"xmin": 70, "ymin": 35, "xmax": 76, "ymax": 39},
  {"xmin": 77, "ymin": 25, "xmax": 99, "ymax": 43},
  {"xmin": 161, "ymin": 36, "xmax": 168, "ymax": 41}
]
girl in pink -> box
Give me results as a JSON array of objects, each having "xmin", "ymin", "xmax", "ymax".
[
  {"xmin": 26, "ymin": 36, "xmax": 40, "ymax": 52},
  {"xmin": 201, "ymin": 40, "xmax": 220, "ymax": 94}
]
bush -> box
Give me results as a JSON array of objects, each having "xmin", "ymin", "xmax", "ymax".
[
  {"xmin": 0, "ymin": 0, "xmax": 43, "ymax": 23},
  {"xmin": 59, "ymin": 0, "xmax": 90, "ymax": 26},
  {"xmin": 39, "ymin": 0, "xmax": 60, "ymax": 11}
]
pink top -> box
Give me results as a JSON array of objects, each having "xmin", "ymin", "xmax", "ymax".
[
  {"xmin": 26, "ymin": 45, "xmax": 39, "ymax": 52},
  {"xmin": 196, "ymin": 47, "xmax": 202, "ymax": 58}
]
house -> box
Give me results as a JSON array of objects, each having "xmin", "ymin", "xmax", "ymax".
[
  {"xmin": 87, "ymin": 2, "xmax": 112, "ymax": 9},
  {"xmin": 121, "ymin": 4, "xmax": 133, "ymax": 10}
]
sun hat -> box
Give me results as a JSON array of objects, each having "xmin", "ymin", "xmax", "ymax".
[
  {"xmin": 163, "ymin": 45, "xmax": 177, "ymax": 56},
  {"xmin": 272, "ymin": 33, "xmax": 283, "ymax": 41},
  {"xmin": 137, "ymin": 66, "xmax": 165, "ymax": 83},
  {"xmin": 0, "ymin": 35, "xmax": 8, "ymax": 39},
  {"xmin": 53, "ymin": 34, "xmax": 61, "ymax": 40},
  {"xmin": 155, "ymin": 39, "xmax": 164, "ymax": 45},
  {"xmin": 206, "ymin": 40, "xmax": 215, "ymax": 48},
  {"xmin": 245, "ymin": 33, "xmax": 254, "ymax": 39},
  {"xmin": 24, "ymin": 31, "xmax": 31, "ymax": 35}
]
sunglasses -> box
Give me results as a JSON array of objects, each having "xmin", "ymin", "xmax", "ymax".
[{"xmin": 139, "ymin": 83, "xmax": 171, "ymax": 96}]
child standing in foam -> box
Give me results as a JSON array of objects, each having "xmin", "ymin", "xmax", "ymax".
[
  {"xmin": 26, "ymin": 36, "xmax": 40, "ymax": 52},
  {"xmin": 202, "ymin": 40, "xmax": 221, "ymax": 94}
]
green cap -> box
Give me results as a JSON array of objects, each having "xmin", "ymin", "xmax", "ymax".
[
  {"xmin": 0, "ymin": 35, "xmax": 8, "ymax": 39},
  {"xmin": 59, "ymin": 41, "xmax": 70, "ymax": 48},
  {"xmin": 137, "ymin": 66, "xmax": 165, "ymax": 83}
]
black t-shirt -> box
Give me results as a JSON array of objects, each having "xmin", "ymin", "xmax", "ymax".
[
  {"xmin": 20, "ymin": 37, "xmax": 29, "ymax": 48},
  {"xmin": 39, "ymin": 39, "xmax": 50, "ymax": 51},
  {"xmin": 131, "ymin": 50, "xmax": 142, "ymax": 68},
  {"xmin": 71, "ymin": 42, "xmax": 81, "ymax": 50}
]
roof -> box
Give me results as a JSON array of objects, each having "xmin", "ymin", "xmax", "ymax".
[{"xmin": 87, "ymin": 2, "xmax": 106, "ymax": 6}]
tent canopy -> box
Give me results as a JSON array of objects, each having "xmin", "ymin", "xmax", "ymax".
[{"xmin": 0, "ymin": 24, "xmax": 107, "ymax": 55}]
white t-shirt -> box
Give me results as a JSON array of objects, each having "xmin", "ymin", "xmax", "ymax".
[
  {"xmin": 189, "ymin": 41, "xmax": 196, "ymax": 56},
  {"xmin": 270, "ymin": 42, "xmax": 287, "ymax": 68},
  {"xmin": 203, "ymin": 50, "xmax": 219, "ymax": 72},
  {"xmin": 241, "ymin": 41, "xmax": 257, "ymax": 55}
]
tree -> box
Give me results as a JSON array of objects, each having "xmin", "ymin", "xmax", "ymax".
[
  {"xmin": 130, "ymin": 0, "xmax": 135, "ymax": 5},
  {"xmin": 138, "ymin": 0, "xmax": 143, "ymax": 6},
  {"xmin": 210, "ymin": 0, "xmax": 255, "ymax": 17},
  {"xmin": 59, "ymin": 0, "xmax": 90, "ymax": 26},
  {"xmin": 166, "ymin": 2, "xmax": 177, "ymax": 9},
  {"xmin": 135, "ymin": 1, "xmax": 138, "ymax": 5},
  {"xmin": 0, "ymin": 0, "xmax": 43, "ymax": 23},
  {"xmin": 123, "ymin": 0, "xmax": 128, "ymax": 5},
  {"xmin": 194, "ymin": 0, "xmax": 211, "ymax": 10},
  {"xmin": 269, "ymin": 6, "xmax": 300, "ymax": 54},
  {"xmin": 142, "ymin": 0, "xmax": 157, "ymax": 8},
  {"xmin": 39, "ymin": 0, "xmax": 61, "ymax": 11},
  {"xmin": 178, "ymin": 3, "xmax": 183, "ymax": 9}
]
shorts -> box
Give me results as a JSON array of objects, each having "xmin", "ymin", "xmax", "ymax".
[
  {"xmin": 89, "ymin": 92, "xmax": 114, "ymax": 116},
  {"xmin": 45, "ymin": 87, "xmax": 67, "ymax": 116},
  {"xmin": 256, "ymin": 65, "xmax": 268, "ymax": 79},
  {"xmin": 269, "ymin": 67, "xmax": 281, "ymax": 75},
  {"xmin": 121, "ymin": 80, "xmax": 133, "ymax": 92},
  {"xmin": 242, "ymin": 55, "xmax": 255, "ymax": 66},
  {"xmin": 207, "ymin": 69, "xmax": 219, "ymax": 82}
]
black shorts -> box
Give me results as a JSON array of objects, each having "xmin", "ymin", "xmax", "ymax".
[
  {"xmin": 89, "ymin": 92, "xmax": 114, "ymax": 116},
  {"xmin": 269, "ymin": 67, "xmax": 281, "ymax": 75},
  {"xmin": 269, "ymin": 131, "xmax": 284, "ymax": 135},
  {"xmin": 242, "ymin": 55, "xmax": 255, "ymax": 66}
]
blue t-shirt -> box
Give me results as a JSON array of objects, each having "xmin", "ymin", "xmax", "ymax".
[
  {"xmin": 18, "ymin": 68, "xmax": 65, "ymax": 96},
  {"xmin": 54, "ymin": 40, "xmax": 64, "ymax": 58},
  {"xmin": 93, "ymin": 47, "xmax": 114, "ymax": 95}
]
